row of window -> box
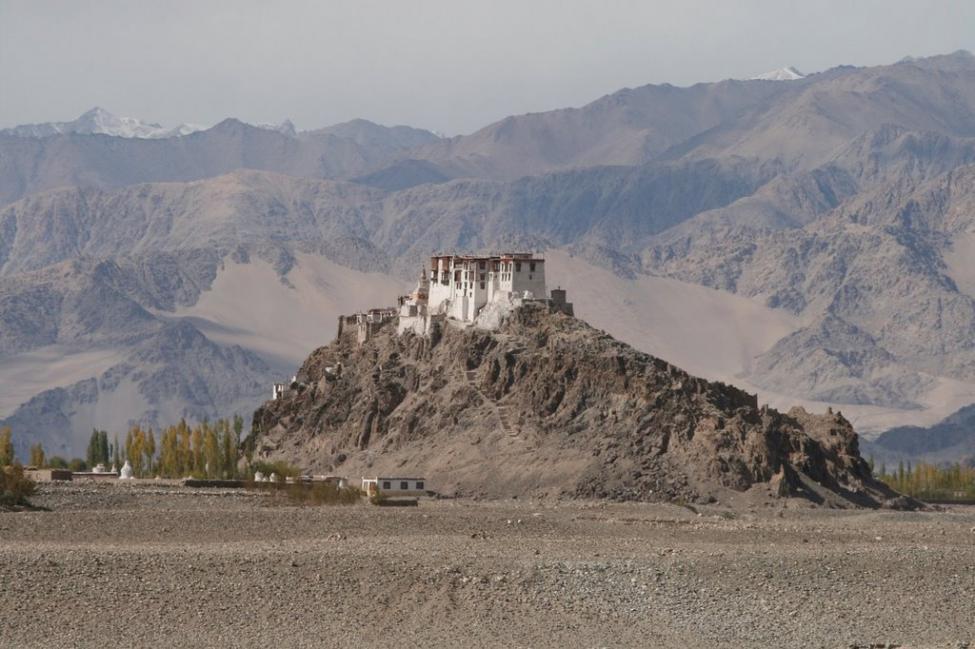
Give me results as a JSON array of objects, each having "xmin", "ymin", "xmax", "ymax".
[
  {"xmin": 381, "ymin": 480, "xmax": 424, "ymax": 490},
  {"xmin": 434, "ymin": 262, "xmax": 538, "ymax": 279}
]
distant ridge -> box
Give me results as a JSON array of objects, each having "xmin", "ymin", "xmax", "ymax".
[{"xmin": 0, "ymin": 107, "xmax": 206, "ymax": 139}]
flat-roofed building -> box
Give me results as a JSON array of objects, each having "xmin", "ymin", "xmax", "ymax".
[
  {"xmin": 361, "ymin": 476, "xmax": 427, "ymax": 497},
  {"xmin": 399, "ymin": 252, "xmax": 565, "ymax": 335}
]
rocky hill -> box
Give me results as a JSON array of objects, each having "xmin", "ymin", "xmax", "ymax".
[{"xmin": 251, "ymin": 304, "xmax": 904, "ymax": 507}]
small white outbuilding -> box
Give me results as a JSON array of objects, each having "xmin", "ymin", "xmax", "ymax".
[{"xmin": 360, "ymin": 477, "xmax": 427, "ymax": 497}]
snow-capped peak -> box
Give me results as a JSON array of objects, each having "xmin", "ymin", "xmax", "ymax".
[
  {"xmin": 0, "ymin": 108, "xmax": 307, "ymax": 140},
  {"xmin": 254, "ymin": 119, "xmax": 297, "ymax": 137},
  {"xmin": 750, "ymin": 66, "xmax": 805, "ymax": 81},
  {"xmin": 0, "ymin": 107, "xmax": 206, "ymax": 139}
]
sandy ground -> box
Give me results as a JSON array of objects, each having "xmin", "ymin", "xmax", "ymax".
[{"xmin": 1, "ymin": 483, "xmax": 973, "ymax": 649}]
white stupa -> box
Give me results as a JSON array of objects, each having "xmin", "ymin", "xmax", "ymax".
[{"xmin": 119, "ymin": 460, "xmax": 134, "ymax": 480}]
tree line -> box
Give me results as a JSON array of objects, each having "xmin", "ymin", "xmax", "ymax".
[
  {"xmin": 872, "ymin": 457, "xmax": 975, "ymax": 501},
  {"xmin": 1, "ymin": 416, "xmax": 248, "ymax": 479}
]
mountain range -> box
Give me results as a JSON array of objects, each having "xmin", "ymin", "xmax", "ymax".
[{"xmin": 4, "ymin": 51, "xmax": 975, "ymax": 462}]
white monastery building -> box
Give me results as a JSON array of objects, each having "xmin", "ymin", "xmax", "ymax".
[
  {"xmin": 273, "ymin": 252, "xmax": 572, "ymax": 398},
  {"xmin": 398, "ymin": 252, "xmax": 572, "ymax": 335}
]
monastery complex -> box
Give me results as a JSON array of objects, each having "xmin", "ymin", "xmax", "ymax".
[
  {"xmin": 332, "ymin": 252, "xmax": 572, "ymax": 346},
  {"xmin": 276, "ymin": 253, "xmax": 572, "ymax": 399},
  {"xmin": 398, "ymin": 252, "xmax": 572, "ymax": 335}
]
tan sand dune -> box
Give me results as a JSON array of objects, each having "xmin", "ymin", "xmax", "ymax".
[{"xmin": 174, "ymin": 253, "xmax": 411, "ymax": 372}]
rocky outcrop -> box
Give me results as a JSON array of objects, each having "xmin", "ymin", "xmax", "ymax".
[{"xmin": 252, "ymin": 305, "xmax": 905, "ymax": 507}]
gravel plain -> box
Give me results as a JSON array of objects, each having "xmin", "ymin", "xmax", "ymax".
[{"xmin": 1, "ymin": 482, "xmax": 974, "ymax": 649}]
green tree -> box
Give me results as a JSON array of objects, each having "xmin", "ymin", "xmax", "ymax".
[
  {"xmin": 48, "ymin": 456, "xmax": 68, "ymax": 469},
  {"xmin": 159, "ymin": 426, "xmax": 179, "ymax": 478},
  {"xmin": 28, "ymin": 442, "xmax": 45, "ymax": 468},
  {"xmin": 0, "ymin": 427, "xmax": 13, "ymax": 466},
  {"xmin": 113, "ymin": 434, "xmax": 121, "ymax": 469},
  {"xmin": 98, "ymin": 430, "xmax": 109, "ymax": 465},
  {"xmin": 86, "ymin": 429, "xmax": 100, "ymax": 468},
  {"xmin": 177, "ymin": 422, "xmax": 192, "ymax": 476},
  {"xmin": 224, "ymin": 417, "xmax": 242, "ymax": 479},
  {"xmin": 191, "ymin": 427, "xmax": 204, "ymax": 476},
  {"xmin": 203, "ymin": 425, "xmax": 220, "ymax": 478},
  {"xmin": 68, "ymin": 458, "xmax": 87, "ymax": 472},
  {"xmin": 144, "ymin": 429, "xmax": 156, "ymax": 476},
  {"xmin": 126, "ymin": 426, "xmax": 147, "ymax": 477}
]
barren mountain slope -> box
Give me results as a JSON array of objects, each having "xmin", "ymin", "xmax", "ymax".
[
  {"xmin": 406, "ymin": 80, "xmax": 791, "ymax": 179},
  {"xmin": 0, "ymin": 251, "xmax": 411, "ymax": 457},
  {"xmin": 643, "ymin": 154, "xmax": 975, "ymax": 414},
  {"xmin": 0, "ymin": 171, "xmax": 387, "ymax": 276}
]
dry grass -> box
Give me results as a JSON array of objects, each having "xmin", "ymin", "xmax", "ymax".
[{"xmin": 249, "ymin": 480, "xmax": 363, "ymax": 506}]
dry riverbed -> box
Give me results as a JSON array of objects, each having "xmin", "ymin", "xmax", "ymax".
[{"xmin": 1, "ymin": 482, "xmax": 974, "ymax": 648}]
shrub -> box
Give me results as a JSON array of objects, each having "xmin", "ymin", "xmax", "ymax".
[
  {"xmin": 369, "ymin": 488, "xmax": 386, "ymax": 506},
  {"xmin": 247, "ymin": 480, "xmax": 362, "ymax": 506},
  {"xmin": 68, "ymin": 458, "xmax": 88, "ymax": 472},
  {"xmin": 1, "ymin": 465, "xmax": 37, "ymax": 509},
  {"xmin": 47, "ymin": 456, "xmax": 69, "ymax": 469},
  {"xmin": 288, "ymin": 482, "xmax": 362, "ymax": 505}
]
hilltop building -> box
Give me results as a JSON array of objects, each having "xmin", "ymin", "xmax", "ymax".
[
  {"xmin": 279, "ymin": 252, "xmax": 572, "ymax": 413},
  {"xmin": 398, "ymin": 253, "xmax": 572, "ymax": 335},
  {"xmin": 336, "ymin": 308, "xmax": 398, "ymax": 345}
]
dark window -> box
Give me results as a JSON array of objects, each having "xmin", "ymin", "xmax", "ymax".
[
  {"xmin": 417, "ymin": 481, "xmax": 424, "ymax": 490},
  {"xmin": 479, "ymin": 261, "xmax": 486, "ymax": 270},
  {"xmin": 530, "ymin": 262, "xmax": 536, "ymax": 272},
  {"xmin": 400, "ymin": 481, "xmax": 408, "ymax": 490},
  {"xmin": 480, "ymin": 282, "xmax": 485, "ymax": 289},
  {"xmin": 382, "ymin": 481, "xmax": 391, "ymax": 490},
  {"xmin": 515, "ymin": 262, "xmax": 522, "ymax": 272}
]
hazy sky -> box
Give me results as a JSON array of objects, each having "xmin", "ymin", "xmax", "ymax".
[{"xmin": 1, "ymin": 0, "xmax": 973, "ymax": 135}]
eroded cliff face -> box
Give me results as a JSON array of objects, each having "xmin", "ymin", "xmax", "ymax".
[{"xmin": 251, "ymin": 305, "xmax": 904, "ymax": 506}]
